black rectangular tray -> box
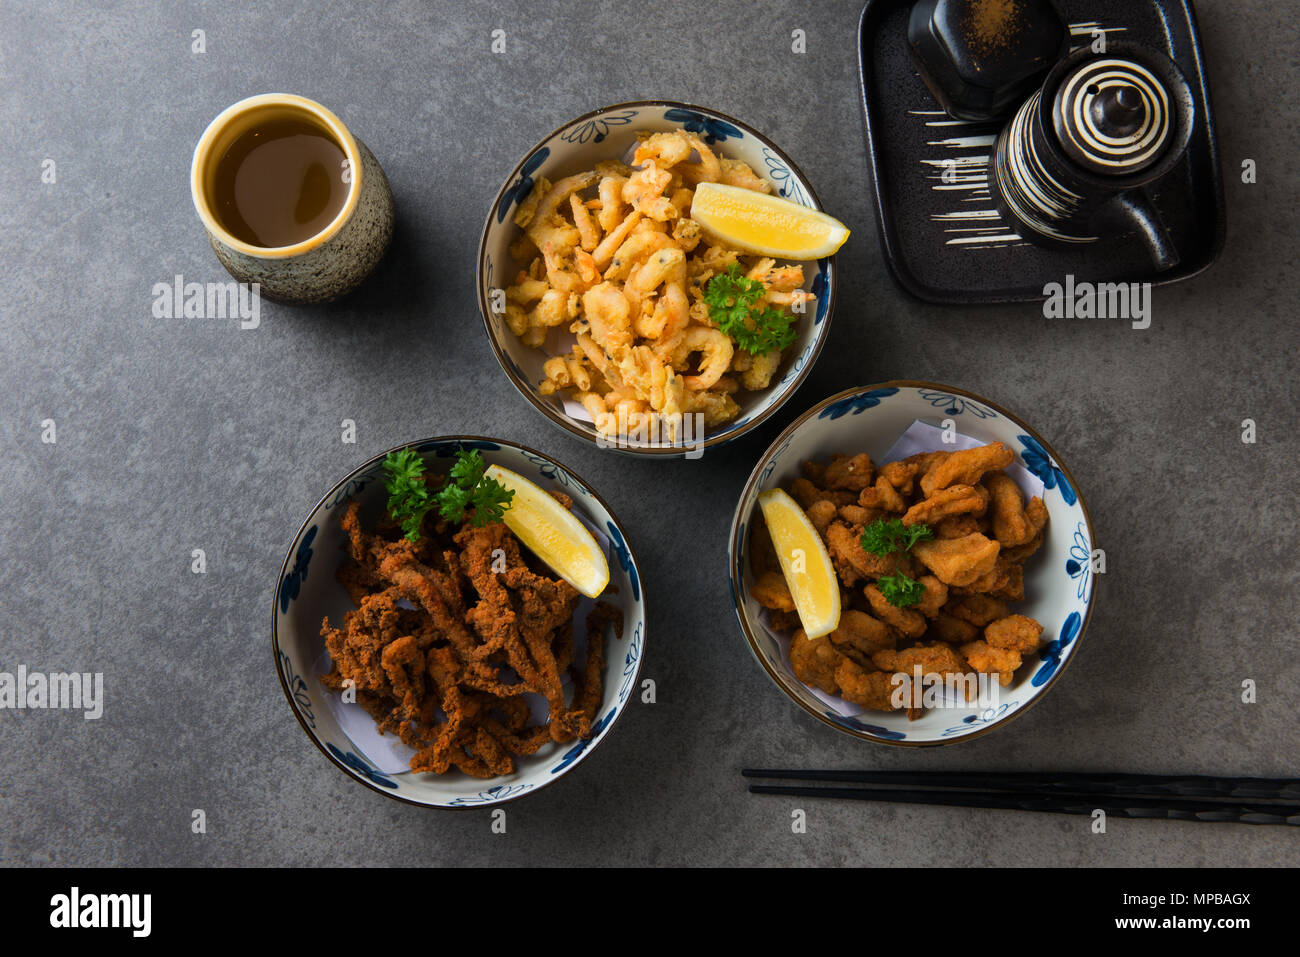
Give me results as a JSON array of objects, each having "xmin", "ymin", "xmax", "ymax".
[{"xmin": 857, "ymin": 0, "xmax": 1225, "ymax": 304}]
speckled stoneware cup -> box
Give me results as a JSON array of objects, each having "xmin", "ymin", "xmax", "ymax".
[{"xmin": 190, "ymin": 93, "xmax": 393, "ymax": 304}]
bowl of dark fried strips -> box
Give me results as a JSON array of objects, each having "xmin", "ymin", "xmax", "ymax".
[
  {"xmin": 273, "ymin": 437, "xmax": 646, "ymax": 807},
  {"xmin": 729, "ymin": 383, "xmax": 1096, "ymax": 746}
]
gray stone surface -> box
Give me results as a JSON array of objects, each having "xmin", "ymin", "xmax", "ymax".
[{"xmin": 0, "ymin": 0, "xmax": 1296, "ymax": 867}]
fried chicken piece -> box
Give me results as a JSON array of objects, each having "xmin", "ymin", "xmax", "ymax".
[
  {"xmin": 877, "ymin": 458, "xmax": 921, "ymax": 496},
  {"xmin": 324, "ymin": 481, "xmax": 617, "ymax": 781},
  {"xmin": 912, "ymin": 533, "xmax": 1000, "ymax": 587},
  {"xmin": 859, "ymin": 476, "xmax": 907, "ymax": 513},
  {"xmin": 790, "ymin": 477, "xmax": 824, "ymax": 509},
  {"xmin": 490, "ymin": 543, "xmax": 585, "ymax": 741},
  {"xmin": 984, "ymin": 614, "xmax": 1044, "ymax": 653},
  {"xmin": 989, "ymin": 562, "xmax": 1025, "ymax": 601},
  {"xmin": 864, "ymin": 583, "xmax": 927, "ymax": 639},
  {"xmin": 377, "ymin": 551, "xmax": 481, "ymax": 666},
  {"xmin": 805, "ymin": 499, "xmax": 838, "ymax": 536},
  {"xmin": 930, "ymin": 612, "xmax": 980, "ymax": 644},
  {"xmin": 823, "ymin": 452, "xmax": 875, "ymax": 490},
  {"xmin": 935, "ymin": 513, "xmax": 981, "ymax": 539},
  {"xmin": 479, "ymin": 719, "xmax": 551, "ymax": 757},
  {"xmin": 872, "ymin": 642, "xmax": 967, "ymax": 680},
  {"xmin": 788, "ymin": 629, "xmax": 844, "ymax": 695},
  {"xmin": 962, "ymin": 559, "xmax": 1024, "ymax": 600},
  {"xmin": 791, "ymin": 477, "xmax": 855, "ymax": 509},
  {"xmin": 459, "ymin": 523, "xmax": 580, "ymax": 666},
  {"xmin": 902, "ymin": 483, "xmax": 988, "ymax": 527},
  {"xmin": 920, "ymin": 442, "xmax": 1014, "ymax": 497},
  {"xmin": 1025, "ymin": 497, "xmax": 1048, "ymax": 536},
  {"xmin": 1002, "ymin": 529, "xmax": 1045, "ymax": 563},
  {"xmin": 380, "ymin": 633, "xmax": 425, "ymax": 717},
  {"xmin": 947, "ymin": 594, "xmax": 1010, "ymax": 628},
  {"xmin": 838, "ymin": 504, "xmax": 877, "ymax": 526},
  {"xmin": 985, "ymin": 472, "xmax": 1048, "ymax": 547},
  {"xmin": 800, "ymin": 459, "xmax": 826, "ymax": 484},
  {"xmin": 471, "ymin": 726, "xmax": 519, "ymax": 777},
  {"xmin": 553, "ymin": 618, "xmax": 575, "ymax": 673},
  {"xmin": 407, "ymin": 646, "xmax": 476, "ymax": 775},
  {"xmin": 827, "ymin": 609, "xmax": 896, "ymax": 658},
  {"xmin": 825, "ymin": 521, "xmax": 913, "ymax": 585},
  {"xmin": 894, "ymin": 450, "xmax": 947, "ymax": 486},
  {"xmin": 459, "ymin": 525, "xmax": 579, "ymax": 737},
  {"xmin": 752, "ymin": 570, "xmax": 795, "ymax": 612},
  {"xmin": 319, "ymin": 589, "xmax": 407, "ymax": 699},
  {"xmin": 914, "ymin": 575, "xmax": 948, "ymax": 618},
  {"xmin": 959, "ymin": 640, "xmax": 1021, "ymax": 686},
  {"xmin": 835, "ymin": 658, "xmax": 903, "ymax": 711}
]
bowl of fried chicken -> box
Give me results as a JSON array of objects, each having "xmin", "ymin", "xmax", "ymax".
[
  {"xmin": 273, "ymin": 436, "xmax": 646, "ymax": 806},
  {"xmin": 729, "ymin": 383, "xmax": 1096, "ymax": 745},
  {"xmin": 477, "ymin": 101, "xmax": 837, "ymax": 457}
]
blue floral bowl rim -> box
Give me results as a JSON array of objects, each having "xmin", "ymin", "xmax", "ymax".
[
  {"xmin": 270, "ymin": 434, "xmax": 649, "ymax": 809},
  {"xmin": 475, "ymin": 98, "xmax": 839, "ymax": 457},
  {"xmin": 726, "ymin": 381, "xmax": 1099, "ymax": 747}
]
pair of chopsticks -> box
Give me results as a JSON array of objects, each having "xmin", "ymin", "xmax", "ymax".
[{"xmin": 743, "ymin": 769, "xmax": 1300, "ymax": 826}]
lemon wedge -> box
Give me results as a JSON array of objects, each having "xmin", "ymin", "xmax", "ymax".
[
  {"xmin": 756, "ymin": 488, "xmax": 841, "ymax": 638},
  {"xmin": 485, "ymin": 464, "xmax": 610, "ymax": 599},
  {"xmin": 690, "ymin": 182, "xmax": 850, "ymax": 260}
]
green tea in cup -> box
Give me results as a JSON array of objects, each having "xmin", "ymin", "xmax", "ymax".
[
  {"xmin": 191, "ymin": 94, "xmax": 394, "ymax": 303},
  {"xmin": 210, "ymin": 115, "xmax": 349, "ymax": 249}
]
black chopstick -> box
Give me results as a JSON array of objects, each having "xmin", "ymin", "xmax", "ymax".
[
  {"xmin": 742, "ymin": 769, "xmax": 1300, "ymax": 801},
  {"xmin": 747, "ymin": 785, "xmax": 1300, "ymax": 826}
]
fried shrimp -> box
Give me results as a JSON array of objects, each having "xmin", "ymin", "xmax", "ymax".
[
  {"xmin": 502, "ymin": 130, "xmax": 813, "ymax": 439},
  {"xmin": 672, "ymin": 326, "xmax": 734, "ymax": 391}
]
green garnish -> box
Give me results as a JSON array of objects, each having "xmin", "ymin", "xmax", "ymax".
[
  {"xmin": 383, "ymin": 447, "xmax": 436, "ymax": 542},
  {"xmin": 860, "ymin": 518, "xmax": 933, "ymax": 557},
  {"xmin": 703, "ymin": 263, "xmax": 799, "ymax": 355},
  {"xmin": 382, "ymin": 447, "xmax": 514, "ymax": 542},
  {"xmin": 435, "ymin": 449, "xmax": 514, "ymax": 528},
  {"xmin": 860, "ymin": 518, "xmax": 933, "ymax": 608},
  {"xmin": 878, "ymin": 572, "xmax": 926, "ymax": 608}
]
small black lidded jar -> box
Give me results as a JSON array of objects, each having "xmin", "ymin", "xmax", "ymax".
[
  {"xmin": 988, "ymin": 42, "xmax": 1197, "ymax": 270},
  {"xmin": 908, "ymin": 0, "xmax": 1070, "ymax": 122}
]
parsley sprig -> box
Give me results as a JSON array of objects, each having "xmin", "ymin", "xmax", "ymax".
[
  {"xmin": 860, "ymin": 518, "xmax": 933, "ymax": 608},
  {"xmin": 382, "ymin": 447, "xmax": 514, "ymax": 542},
  {"xmin": 703, "ymin": 263, "xmax": 799, "ymax": 355},
  {"xmin": 860, "ymin": 518, "xmax": 933, "ymax": 557},
  {"xmin": 878, "ymin": 572, "xmax": 927, "ymax": 608},
  {"xmin": 436, "ymin": 449, "xmax": 514, "ymax": 527}
]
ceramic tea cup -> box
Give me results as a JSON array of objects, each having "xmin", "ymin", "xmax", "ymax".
[{"xmin": 190, "ymin": 93, "xmax": 394, "ymax": 304}]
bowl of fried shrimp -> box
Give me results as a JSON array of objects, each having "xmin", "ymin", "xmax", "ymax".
[
  {"xmin": 273, "ymin": 436, "xmax": 646, "ymax": 807},
  {"xmin": 477, "ymin": 101, "xmax": 837, "ymax": 456},
  {"xmin": 729, "ymin": 383, "xmax": 1096, "ymax": 746}
]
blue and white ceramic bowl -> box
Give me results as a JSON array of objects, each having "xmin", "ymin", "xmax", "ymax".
[
  {"xmin": 477, "ymin": 101, "xmax": 837, "ymax": 457},
  {"xmin": 273, "ymin": 437, "xmax": 647, "ymax": 807},
  {"xmin": 729, "ymin": 383, "xmax": 1096, "ymax": 745}
]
